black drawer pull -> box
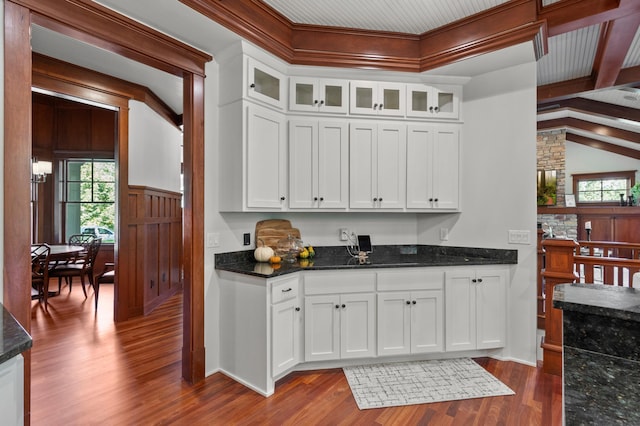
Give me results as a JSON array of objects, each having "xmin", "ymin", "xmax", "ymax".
[{"xmin": 282, "ymin": 288, "xmax": 292, "ymax": 293}]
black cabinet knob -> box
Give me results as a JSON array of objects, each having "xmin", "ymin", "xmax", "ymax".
[
  {"xmin": 412, "ymin": 300, "xmax": 417, "ymax": 305},
  {"xmin": 295, "ymin": 307, "xmax": 301, "ymax": 311},
  {"xmin": 429, "ymin": 106, "xmax": 434, "ymax": 112},
  {"xmin": 379, "ymin": 104, "xmax": 383, "ymax": 109},
  {"xmin": 429, "ymin": 198, "xmax": 434, "ymax": 202},
  {"xmin": 320, "ymin": 100, "xmax": 325, "ymax": 105},
  {"xmin": 373, "ymin": 103, "xmax": 378, "ymax": 109},
  {"xmin": 373, "ymin": 197, "xmax": 378, "ymax": 202},
  {"xmin": 472, "ymin": 279, "xmax": 477, "ymax": 283},
  {"xmin": 250, "ymin": 83, "xmax": 256, "ymax": 88},
  {"xmin": 335, "ymin": 304, "xmax": 340, "ymax": 309},
  {"xmin": 434, "ymin": 106, "xmax": 439, "ymax": 112},
  {"xmin": 341, "ymin": 304, "xmax": 346, "ymax": 308},
  {"xmin": 406, "ymin": 300, "xmax": 411, "ymax": 305},
  {"xmin": 319, "ymin": 197, "xmax": 324, "ymax": 201},
  {"xmin": 478, "ymin": 278, "xmax": 483, "ymax": 283},
  {"xmin": 379, "ymin": 198, "xmax": 383, "ymax": 202},
  {"xmin": 280, "ymin": 196, "xmax": 286, "ymax": 201},
  {"xmin": 434, "ymin": 198, "xmax": 438, "ymax": 202},
  {"xmin": 314, "ymin": 100, "xmax": 319, "ymax": 105},
  {"xmin": 314, "ymin": 197, "xmax": 318, "ymax": 201}
]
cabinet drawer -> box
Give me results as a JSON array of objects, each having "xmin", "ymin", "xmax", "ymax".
[
  {"xmin": 377, "ymin": 269, "xmax": 443, "ymax": 291},
  {"xmin": 271, "ymin": 276, "xmax": 299, "ymax": 304},
  {"xmin": 304, "ymin": 271, "xmax": 376, "ymax": 295}
]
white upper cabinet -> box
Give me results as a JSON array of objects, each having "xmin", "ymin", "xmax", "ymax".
[
  {"xmin": 289, "ymin": 120, "xmax": 348, "ymax": 209},
  {"xmin": 406, "ymin": 84, "xmax": 461, "ymax": 120},
  {"xmin": 406, "ymin": 125, "xmax": 459, "ymax": 211},
  {"xmin": 289, "ymin": 77, "xmax": 348, "ymax": 114},
  {"xmin": 246, "ymin": 57, "xmax": 286, "ymax": 109},
  {"xmin": 246, "ymin": 104, "xmax": 287, "ymax": 209},
  {"xmin": 349, "ymin": 81, "xmax": 406, "ymax": 116},
  {"xmin": 349, "ymin": 122, "xmax": 406, "ymax": 209}
]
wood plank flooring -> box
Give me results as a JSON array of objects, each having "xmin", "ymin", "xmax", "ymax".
[{"xmin": 30, "ymin": 280, "xmax": 563, "ymax": 425}]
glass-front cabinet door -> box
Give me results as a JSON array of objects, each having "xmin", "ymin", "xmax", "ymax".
[
  {"xmin": 406, "ymin": 84, "xmax": 460, "ymax": 119},
  {"xmin": 247, "ymin": 57, "xmax": 285, "ymax": 109},
  {"xmin": 289, "ymin": 77, "xmax": 348, "ymax": 113},
  {"xmin": 350, "ymin": 81, "xmax": 405, "ymax": 116}
]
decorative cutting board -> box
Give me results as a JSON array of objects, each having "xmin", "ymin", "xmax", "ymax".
[{"xmin": 255, "ymin": 219, "xmax": 301, "ymax": 249}]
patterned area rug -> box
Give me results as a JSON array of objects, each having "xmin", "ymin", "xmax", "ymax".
[{"xmin": 343, "ymin": 358, "xmax": 515, "ymax": 410}]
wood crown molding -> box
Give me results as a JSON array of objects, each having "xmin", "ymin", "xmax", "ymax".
[
  {"xmin": 181, "ymin": 0, "xmax": 543, "ymax": 72},
  {"xmin": 32, "ymin": 53, "xmax": 182, "ymax": 128},
  {"xmin": 13, "ymin": 0, "xmax": 212, "ymax": 77}
]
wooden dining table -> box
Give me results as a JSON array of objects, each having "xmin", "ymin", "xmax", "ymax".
[{"xmin": 47, "ymin": 244, "xmax": 85, "ymax": 261}]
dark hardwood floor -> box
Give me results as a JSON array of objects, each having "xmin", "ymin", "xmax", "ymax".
[{"xmin": 31, "ymin": 280, "xmax": 563, "ymax": 425}]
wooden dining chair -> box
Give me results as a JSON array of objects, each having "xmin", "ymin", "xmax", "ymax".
[
  {"xmin": 50, "ymin": 238, "xmax": 102, "ymax": 298},
  {"xmin": 94, "ymin": 262, "xmax": 114, "ymax": 310},
  {"xmin": 31, "ymin": 243, "xmax": 52, "ymax": 309}
]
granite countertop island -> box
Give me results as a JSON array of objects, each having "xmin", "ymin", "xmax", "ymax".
[
  {"xmin": 216, "ymin": 244, "xmax": 517, "ymax": 277},
  {"xmin": 1, "ymin": 304, "xmax": 32, "ymax": 365},
  {"xmin": 553, "ymin": 283, "xmax": 640, "ymax": 425}
]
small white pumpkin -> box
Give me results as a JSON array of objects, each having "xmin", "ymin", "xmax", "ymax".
[{"xmin": 254, "ymin": 239, "xmax": 274, "ymax": 262}]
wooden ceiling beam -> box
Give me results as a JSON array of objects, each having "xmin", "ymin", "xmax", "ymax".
[
  {"xmin": 539, "ymin": 0, "xmax": 640, "ymax": 36},
  {"xmin": 592, "ymin": 14, "xmax": 640, "ymax": 89},
  {"xmin": 538, "ymin": 97, "xmax": 640, "ymax": 123},
  {"xmin": 537, "ymin": 117, "xmax": 640, "ymax": 143},
  {"xmin": 566, "ymin": 132, "xmax": 640, "ymax": 159}
]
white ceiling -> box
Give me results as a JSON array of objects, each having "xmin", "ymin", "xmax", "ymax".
[{"xmin": 30, "ymin": 0, "xmax": 640, "ymax": 143}]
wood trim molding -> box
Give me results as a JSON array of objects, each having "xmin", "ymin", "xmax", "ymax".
[
  {"xmin": 181, "ymin": 0, "xmax": 543, "ymax": 72},
  {"xmin": 4, "ymin": 3, "xmax": 34, "ymax": 422},
  {"xmin": 33, "ymin": 53, "xmax": 182, "ymax": 128},
  {"xmin": 537, "ymin": 98, "xmax": 640, "ymax": 123},
  {"xmin": 566, "ymin": 132, "xmax": 640, "ymax": 160},
  {"xmin": 15, "ymin": 0, "xmax": 211, "ymax": 77}
]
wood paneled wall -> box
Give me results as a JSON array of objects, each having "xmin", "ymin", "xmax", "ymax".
[{"xmin": 125, "ymin": 186, "xmax": 183, "ymax": 317}]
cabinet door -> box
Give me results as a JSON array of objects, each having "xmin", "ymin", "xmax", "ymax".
[
  {"xmin": 350, "ymin": 81, "xmax": 377, "ymax": 115},
  {"xmin": 432, "ymin": 85, "xmax": 460, "ymax": 119},
  {"xmin": 406, "ymin": 84, "xmax": 432, "ymax": 118},
  {"xmin": 376, "ymin": 123, "xmax": 406, "ymax": 209},
  {"xmin": 289, "ymin": 77, "xmax": 319, "ymax": 112},
  {"xmin": 476, "ymin": 269, "xmax": 507, "ymax": 349},
  {"xmin": 411, "ymin": 290, "xmax": 444, "ymax": 353},
  {"xmin": 272, "ymin": 298, "xmax": 302, "ymax": 377},
  {"xmin": 378, "ymin": 83, "xmax": 406, "ymax": 117},
  {"xmin": 431, "ymin": 127, "xmax": 459, "ymax": 210},
  {"xmin": 289, "ymin": 120, "xmax": 318, "ymax": 208},
  {"xmin": 317, "ymin": 121, "xmax": 348, "ymax": 208},
  {"xmin": 349, "ymin": 122, "xmax": 377, "ymax": 208},
  {"xmin": 319, "ymin": 79, "xmax": 348, "ymax": 114},
  {"xmin": 305, "ymin": 295, "xmax": 340, "ymax": 361},
  {"xmin": 406, "ymin": 124, "xmax": 434, "ymax": 209},
  {"xmin": 247, "ymin": 57, "xmax": 284, "ymax": 109},
  {"xmin": 377, "ymin": 292, "xmax": 411, "ymax": 356},
  {"xmin": 445, "ymin": 271, "xmax": 476, "ymax": 351},
  {"xmin": 246, "ymin": 104, "xmax": 287, "ymax": 209},
  {"xmin": 340, "ymin": 293, "xmax": 376, "ymax": 359}
]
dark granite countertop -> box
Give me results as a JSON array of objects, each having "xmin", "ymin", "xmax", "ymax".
[
  {"xmin": 216, "ymin": 244, "xmax": 517, "ymax": 278},
  {"xmin": 553, "ymin": 283, "xmax": 640, "ymax": 322},
  {"xmin": 1, "ymin": 304, "xmax": 32, "ymax": 365}
]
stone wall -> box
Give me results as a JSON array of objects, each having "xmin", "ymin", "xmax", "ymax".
[
  {"xmin": 537, "ymin": 130, "xmax": 566, "ymax": 206},
  {"xmin": 538, "ymin": 213, "xmax": 578, "ymax": 240}
]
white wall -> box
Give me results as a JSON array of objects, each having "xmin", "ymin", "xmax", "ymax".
[
  {"xmin": 128, "ymin": 100, "xmax": 183, "ymax": 192},
  {"xmin": 418, "ymin": 61, "xmax": 539, "ymax": 365},
  {"xmin": 565, "ymin": 141, "xmax": 640, "ymax": 191}
]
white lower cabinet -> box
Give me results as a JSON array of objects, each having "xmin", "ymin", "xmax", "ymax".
[
  {"xmin": 445, "ymin": 268, "xmax": 507, "ymax": 351},
  {"xmin": 272, "ymin": 296, "xmax": 302, "ymax": 377},
  {"xmin": 0, "ymin": 355, "xmax": 24, "ymax": 426},
  {"xmin": 377, "ymin": 290, "xmax": 444, "ymax": 356},
  {"xmin": 377, "ymin": 269, "xmax": 444, "ymax": 356},
  {"xmin": 304, "ymin": 271, "xmax": 376, "ymax": 361}
]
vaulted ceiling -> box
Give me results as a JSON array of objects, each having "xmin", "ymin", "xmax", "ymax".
[{"xmin": 32, "ymin": 0, "xmax": 640, "ymax": 159}]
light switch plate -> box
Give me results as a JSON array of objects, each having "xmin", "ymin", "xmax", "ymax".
[{"xmin": 508, "ymin": 230, "xmax": 530, "ymax": 244}]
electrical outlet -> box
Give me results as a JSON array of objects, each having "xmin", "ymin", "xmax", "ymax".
[
  {"xmin": 340, "ymin": 228, "xmax": 349, "ymax": 241},
  {"xmin": 243, "ymin": 233, "xmax": 250, "ymax": 246},
  {"xmin": 440, "ymin": 228, "xmax": 449, "ymax": 241}
]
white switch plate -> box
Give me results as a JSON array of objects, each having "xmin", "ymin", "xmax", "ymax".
[
  {"xmin": 207, "ymin": 232, "xmax": 220, "ymax": 248},
  {"xmin": 508, "ymin": 230, "xmax": 530, "ymax": 245}
]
